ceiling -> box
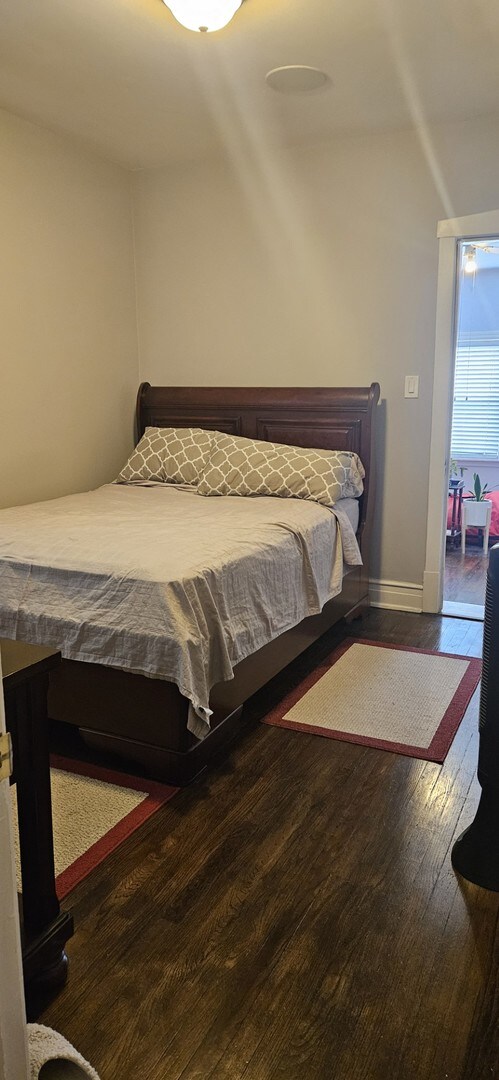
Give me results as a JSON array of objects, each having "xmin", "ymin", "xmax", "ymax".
[{"xmin": 1, "ymin": 0, "xmax": 499, "ymax": 170}]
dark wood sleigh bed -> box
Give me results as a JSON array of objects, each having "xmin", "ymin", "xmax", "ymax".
[{"xmin": 47, "ymin": 383, "xmax": 380, "ymax": 785}]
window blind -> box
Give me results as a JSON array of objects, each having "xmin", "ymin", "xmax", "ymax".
[{"xmin": 451, "ymin": 332, "xmax": 499, "ymax": 460}]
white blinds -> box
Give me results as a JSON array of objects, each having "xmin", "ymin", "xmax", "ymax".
[{"xmin": 451, "ymin": 332, "xmax": 499, "ymax": 460}]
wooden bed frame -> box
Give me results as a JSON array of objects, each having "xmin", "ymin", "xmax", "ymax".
[{"xmin": 48, "ymin": 383, "xmax": 380, "ymax": 785}]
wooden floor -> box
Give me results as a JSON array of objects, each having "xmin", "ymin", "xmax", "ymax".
[
  {"xmin": 38, "ymin": 609, "xmax": 499, "ymax": 1080},
  {"xmin": 444, "ymin": 544, "xmax": 488, "ymax": 606}
]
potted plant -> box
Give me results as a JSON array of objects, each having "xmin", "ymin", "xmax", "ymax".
[
  {"xmin": 449, "ymin": 459, "xmax": 462, "ymax": 488},
  {"xmin": 464, "ymin": 472, "xmax": 493, "ymax": 527}
]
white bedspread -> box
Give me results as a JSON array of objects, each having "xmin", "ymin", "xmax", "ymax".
[{"xmin": 0, "ymin": 485, "xmax": 361, "ymax": 737}]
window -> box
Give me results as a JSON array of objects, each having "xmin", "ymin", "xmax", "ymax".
[{"xmin": 451, "ymin": 331, "xmax": 499, "ymax": 460}]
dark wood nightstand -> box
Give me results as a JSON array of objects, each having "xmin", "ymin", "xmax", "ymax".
[{"xmin": 1, "ymin": 639, "xmax": 74, "ymax": 1008}]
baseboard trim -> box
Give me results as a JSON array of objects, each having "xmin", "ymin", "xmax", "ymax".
[
  {"xmin": 422, "ymin": 569, "xmax": 442, "ymax": 613},
  {"xmin": 370, "ymin": 579, "xmax": 423, "ymax": 613}
]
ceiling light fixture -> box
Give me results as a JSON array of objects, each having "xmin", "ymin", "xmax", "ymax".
[
  {"xmin": 266, "ymin": 66, "xmax": 330, "ymax": 94},
  {"xmin": 163, "ymin": 0, "xmax": 243, "ymax": 32},
  {"xmin": 463, "ymin": 244, "xmax": 477, "ymax": 275}
]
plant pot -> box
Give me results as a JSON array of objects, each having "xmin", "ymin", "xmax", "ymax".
[{"xmin": 464, "ymin": 498, "xmax": 491, "ymax": 527}]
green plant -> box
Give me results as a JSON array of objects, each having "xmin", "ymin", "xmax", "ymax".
[
  {"xmin": 450, "ymin": 459, "xmax": 465, "ymax": 479},
  {"xmin": 467, "ymin": 472, "xmax": 493, "ymax": 501}
]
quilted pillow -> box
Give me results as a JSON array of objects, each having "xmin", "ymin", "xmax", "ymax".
[
  {"xmin": 116, "ymin": 426, "xmax": 215, "ymax": 486},
  {"xmin": 197, "ymin": 432, "xmax": 364, "ymax": 506}
]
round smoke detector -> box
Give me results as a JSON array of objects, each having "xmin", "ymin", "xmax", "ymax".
[{"xmin": 265, "ymin": 65, "xmax": 329, "ymax": 94}]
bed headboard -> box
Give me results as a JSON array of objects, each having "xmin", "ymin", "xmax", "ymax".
[{"xmin": 136, "ymin": 383, "xmax": 380, "ymax": 550}]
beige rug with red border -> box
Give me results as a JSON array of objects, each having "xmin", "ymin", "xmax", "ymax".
[
  {"xmin": 263, "ymin": 638, "xmax": 482, "ymax": 763},
  {"xmin": 10, "ymin": 640, "xmax": 482, "ymax": 900},
  {"xmin": 12, "ymin": 756, "xmax": 177, "ymax": 899}
]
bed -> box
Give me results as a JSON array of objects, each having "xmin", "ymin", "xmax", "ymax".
[{"xmin": 0, "ymin": 383, "xmax": 380, "ymax": 784}]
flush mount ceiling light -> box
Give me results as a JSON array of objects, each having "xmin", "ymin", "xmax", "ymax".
[
  {"xmin": 463, "ymin": 245, "xmax": 477, "ymax": 275},
  {"xmin": 265, "ymin": 66, "xmax": 330, "ymax": 93},
  {"xmin": 163, "ymin": 0, "xmax": 243, "ymax": 32},
  {"xmin": 462, "ymin": 240, "xmax": 499, "ymax": 275}
]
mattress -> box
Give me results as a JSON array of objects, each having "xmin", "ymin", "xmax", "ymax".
[{"xmin": 0, "ymin": 484, "xmax": 361, "ymax": 736}]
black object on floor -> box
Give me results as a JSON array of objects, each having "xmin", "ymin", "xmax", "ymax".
[{"xmin": 452, "ymin": 544, "xmax": 499, "ymax": 891}]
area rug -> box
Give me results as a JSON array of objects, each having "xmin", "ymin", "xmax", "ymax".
[
  {"xmin": 11, "ymin": 756, "xmax": 177, "ymax": 899},
  {"xmin": 263, "ymin": 638, "xmax": 482, "ymax": 762}
]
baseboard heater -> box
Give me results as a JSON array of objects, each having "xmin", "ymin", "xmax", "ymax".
[{"xmin": 451, "ymin": 543, "xmax": 499, "ymax": 891}]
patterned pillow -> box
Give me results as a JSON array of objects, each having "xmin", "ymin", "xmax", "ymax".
[
  {"xmin": 197, "ymin": 432, "xmax": 365, "ymax": 506},
  {"xmin": 116, "ymin": 427, "xmax": 215, "ymax": 486}
]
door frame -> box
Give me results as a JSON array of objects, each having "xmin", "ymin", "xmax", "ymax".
[
  {"xmin": 0, "ymin": 652, "xmax": 29, "ymax": 1080},
  {"xmin": 423, "ymin": 207, "xmax": 499, "ymax": 613}
]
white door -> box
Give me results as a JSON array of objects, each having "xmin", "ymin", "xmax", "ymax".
[{"xmin": 0, "ymin": 652, "xmax": 29, "ymax": 1080}]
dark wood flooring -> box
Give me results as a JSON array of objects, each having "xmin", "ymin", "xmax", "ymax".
[
  {"xmin": 445, "ymin": 545, "xmax": 488, "ymax": 606},
  {"xmin": 38, "ymin": 610, "xmax": 499, "ymax": 1080}
]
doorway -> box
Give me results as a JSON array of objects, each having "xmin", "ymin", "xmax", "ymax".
[
  {"xmin": 424, "ymin": 209, "xmax": 499, "ymax": 616},
  {"xmin": 443, "ymin": 239, "xmax": 499, "ymax": 619}
]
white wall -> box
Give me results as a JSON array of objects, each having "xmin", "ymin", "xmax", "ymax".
[
  {"xmin": 133, "ymin": 115, "xmax": 499, "ymax": 593},
  {"xmin": 0, "ymin": 109, "xmax": 138, "ymax": 509},
  {"xmin": 2, "ymin": 104, "xmax": 498, "ymax": 593},
  {"xmin": 455, "ymin": 462, "xmax": 499, "ymax": 493}
]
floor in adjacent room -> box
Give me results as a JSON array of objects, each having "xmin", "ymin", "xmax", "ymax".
[
  {"xmin": 38, "ymin": 609, "xmax": 498, "ymax": 1080},
  {"xmin": 444, "ymin": 540, "xmax": 488, "ymax": 608}
]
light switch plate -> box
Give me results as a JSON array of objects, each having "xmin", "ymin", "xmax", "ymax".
[{"xmin": 405, "ymin": 375, "xmax": 419, "ymax": 398}]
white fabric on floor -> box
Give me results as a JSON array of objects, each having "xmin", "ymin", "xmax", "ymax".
[{"xmin": 28, "ymin": 1025, "xmax": 100, "ymax": 1080}]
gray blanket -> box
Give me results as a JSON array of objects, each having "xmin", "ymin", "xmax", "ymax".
[{"xmin": 0, "ymin": 484, "xmax": 361, "ymax": 737}]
